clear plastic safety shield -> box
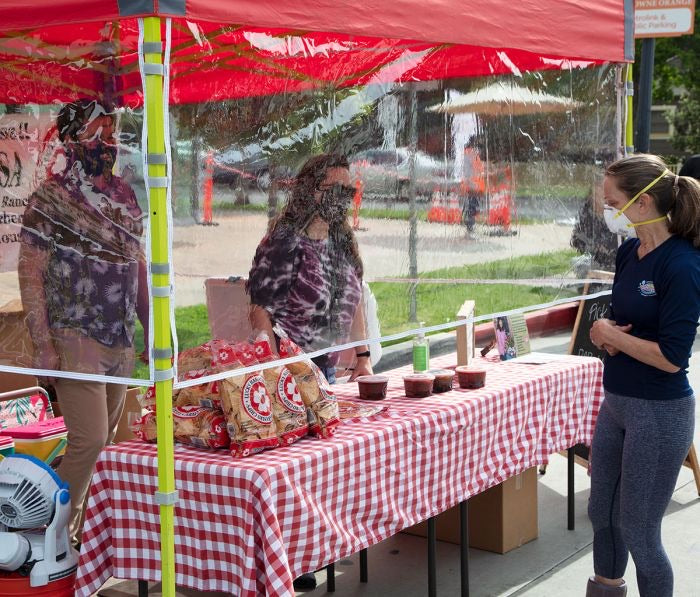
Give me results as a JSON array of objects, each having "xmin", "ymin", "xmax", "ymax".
[
  {"xmin": 166, "ymin": 21, "xmax": 620, "ymax": 383},
  {"xmin": 0, "ymin": 17, "xmax": 622, "ymax": 388},
  {"xmin": 0, "ymin": 20, "xmax": 152, "ymax": 385}
]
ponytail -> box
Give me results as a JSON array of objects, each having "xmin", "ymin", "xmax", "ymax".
[
  {"xmin": 669, "ymin": 176, "xmax": 700, "ymax": 248},
  {"xmin": 606, "ymin": 154, "xmax": 700, "ymax": 248}
]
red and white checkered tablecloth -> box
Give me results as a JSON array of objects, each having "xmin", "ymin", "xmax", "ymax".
[{"xmin": 74, "ymin": 354, "xmax": 603, "ymax": 597}]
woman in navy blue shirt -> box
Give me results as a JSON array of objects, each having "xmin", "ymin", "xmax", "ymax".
[{"xmin": 585, "ymin": 154, "xmax": 700, "ymax": 597}]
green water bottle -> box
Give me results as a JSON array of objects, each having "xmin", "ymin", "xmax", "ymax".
[{"xmin": 412, "ymin": 326, "xmax": 430, "ymax": 372}]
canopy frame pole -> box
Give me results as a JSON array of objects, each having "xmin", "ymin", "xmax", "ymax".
[
  {"xmin": 625, "ymin": 64, "xmax": 634, "ymax": 155},
  {"xmin": 143, "ymin": 16, "xmax": 176, "ymax": 597},
  {"xmin": 407, "ymin": 84, "xmax": 419, "ymax": 323}
]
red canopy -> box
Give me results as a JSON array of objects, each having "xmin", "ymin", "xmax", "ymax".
[
  {"xmin": 0, "ymin": 2, "xmax": 633, "ymax": 105},
  {"xmin": 0, "ymin": 1, "xmax": 633, "ymax": 63}
]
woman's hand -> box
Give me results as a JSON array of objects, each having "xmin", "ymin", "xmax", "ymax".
[
  {"xmin": 349, "ymin": 357, "xmax": 373, "ymax": 381},
  {"xmin": 590, "ymin": 318, "xmax": 632, "ymax": 352}
]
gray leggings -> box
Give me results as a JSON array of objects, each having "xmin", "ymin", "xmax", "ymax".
[{"xmin": 588, "ymin": 390, "xmax": 695, "ymax": 597}]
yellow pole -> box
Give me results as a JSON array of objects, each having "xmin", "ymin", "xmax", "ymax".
[
  {"xmin": 626, "ymin": 64, "xmax": 634, "ymax": 155},
  {"xmin": 143, "ymin": 17, "xmax": 176, "ymax": 597}
]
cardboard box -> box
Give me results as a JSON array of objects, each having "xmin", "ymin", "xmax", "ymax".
[
  {"xmin": 0, "ymin": 299, "xmax": 34, "ymax": 368},
  {"xmin": 0, "ymin": 371, "xmax": 38, "ymax": 394},
  {"xmin": 113, "ymin": 387, "xmax": 144, "ymax": 444},
  {"xmin": 0, "ymin": 299, "xmax": 37, "ymax": 396},
  {"xmin": 404, "ymin": 467, "xmax": 538, "ymax": 554}
]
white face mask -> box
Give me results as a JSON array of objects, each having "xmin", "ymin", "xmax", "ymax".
[
  {"xmin": 603, "ymin": 168, "xmax": 670, "ymax": 238},
  {"xmin": 603, "ymin": 206, "xmax": 636, "ymax": 238}
]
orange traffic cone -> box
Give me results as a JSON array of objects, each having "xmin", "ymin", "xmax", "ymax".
[
  {"xmin": 445, "ymin": 192, "xmax": 461, "ymax": 224},
  {"xmin": 428, "ymin": 188, "xmax": 462, "ymax": 224},
  {"xmin": 202, "ymin": 150, "xmax": 215, "ymax": 225},
  {"xmin": 427, "ymin": 187, "xmax": 445, "ymax": 223},
  {"xmin": 352, "ymin": 178, "xmax": 364, "ymax": 230}
]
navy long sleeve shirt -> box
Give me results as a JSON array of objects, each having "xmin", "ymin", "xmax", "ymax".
[{"xmin": 603, "ymin": 236, "xmax": 700, "ymax": 400}]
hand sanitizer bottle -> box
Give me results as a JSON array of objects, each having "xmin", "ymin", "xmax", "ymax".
[{"xmin": 413, "ymin": 325, "xmax": 430, "ymax": 372}]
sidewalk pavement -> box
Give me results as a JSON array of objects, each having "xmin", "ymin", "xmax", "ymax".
[{"xmin": 97, "ymin": 331, "xmax": 700, "ymax": 597}]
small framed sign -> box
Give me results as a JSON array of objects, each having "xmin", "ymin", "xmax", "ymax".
[{"xmin": 493, "ymin": 312, "xmax": 531, "ymax": 361}]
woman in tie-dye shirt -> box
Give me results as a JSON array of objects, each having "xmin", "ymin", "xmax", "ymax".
[{"xmin": 248, "ymin": 154, "xmax": 372, "ymax": 385}]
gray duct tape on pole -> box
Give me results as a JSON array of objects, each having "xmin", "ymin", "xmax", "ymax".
[{"xmin": 117, "ymin": 0, "xmax": 186, "ymax": 16}]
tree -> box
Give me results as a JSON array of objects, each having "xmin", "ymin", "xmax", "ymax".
[
  {"xmin": 634, "ymin": 12, "xmax": 700, "ymax": 154},
  {"xmin": 669, "ymin": 96, "xmax": 700, "ymax": 153}
]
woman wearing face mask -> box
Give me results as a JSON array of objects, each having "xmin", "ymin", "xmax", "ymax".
[
  {"xmin": 585, "ymin": 154, "xmax": 700, "ymax": 597},
  {"xmin": 248, "ymin": 153, "xmax": 372, "ymax": 386},
  {"xmin": 247, "ymin": 154, "xmax": 371, "ymax": 590},
  {"xmin": 18, "ymin": 99, "xmax": 149, "ymax": 546}
]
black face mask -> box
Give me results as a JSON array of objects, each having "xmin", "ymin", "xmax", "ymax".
[
  {"xmin": 71, "ymin": 139, "xmax": 117, "ymax": 177},
  {"xmin": 317, "ymin": 183, "xmax": 354, "ymax": 225}
]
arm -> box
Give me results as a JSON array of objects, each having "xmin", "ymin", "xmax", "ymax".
[
  {"xmin": 590, "ymin": 318, "xmax": 679, "ymax": 373},
  {"xmin": 348, "ymin": 300, "xmax": 372, "ymax": 380},
  {"xmin": 17, "ymin": 243, "xmax": 59, "ymax": 372},
  {"xmin": 247, "ymin": 228, "xmax": 297, "ymax": 351},
  {"xmin": 249, "ymin": 304, "xmax": 278, "ymax": 354}
]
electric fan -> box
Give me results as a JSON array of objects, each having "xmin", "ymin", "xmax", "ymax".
[{"xmin": 0, "ymin": 454, "xmax": 79, "ymax": 586}]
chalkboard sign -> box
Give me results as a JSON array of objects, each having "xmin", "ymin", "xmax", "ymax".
[{"xmin": 568, "ymin": 287, "xmax": 612, "ymax": 361}]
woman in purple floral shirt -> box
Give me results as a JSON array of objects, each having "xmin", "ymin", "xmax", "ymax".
[
  {"xmin": 18, "ymin": 99, "xmax": 148, "ymax": 545},
  {"xmin": 248, "ymin": 154, "xmax": 372, "ymax": 385}
]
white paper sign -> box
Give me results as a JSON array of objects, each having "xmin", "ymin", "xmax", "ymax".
[{"xmin": 0, "ymin": 112, "xmax": 54, "ymax": 272}]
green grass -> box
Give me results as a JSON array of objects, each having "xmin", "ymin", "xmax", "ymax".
[
  {"xmin": 358, "ymin": 207, "xmax": 428, "ymax": 221},
  {"xmin": 131, "ymin": 249, "xmax": 577, "ymax": 378},
  {"xmin": 420, "ymin": 250, "xmax": 577, "ymax": 280},
  {"xmin": 132, "ymin": 304, "xmax": 213, "ymax": 381},
  {"xmin": 372, "ymin": 250, "xmax": 578, "ymax": 342},
  {"xmin": 516, "ymin": 183, "xmax": 589, "ymax": 200},
  {"xmin": 370, "ymin": 281, "xmax": 576, "ymax": 340},
  {"xmin": 213, "ymin": 202, "xmax": 267, "ymax": 212}
]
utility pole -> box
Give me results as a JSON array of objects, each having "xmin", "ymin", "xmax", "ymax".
[{"xmin": 634, "ymin": 38, "xmax": 655, "ymax": 153}]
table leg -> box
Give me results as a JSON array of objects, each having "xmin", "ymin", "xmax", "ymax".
[
  {"xmin": 567, "ymin": 446, "xmax": 575, "ymax": 530},
  {"xmin": 138, "ymin": 579, "xmax": 149, "ymax": 596},
  {"xmin": 428, "ymin": 515, "xmax": 437, "ymax": 597},
  {"xmin": 360, "ymin": 547, "xmax": 368, "ymax": 582},
  {"xmin": 327, "ymin": 562, "xmax": 335, "ymax": 592},
  {"xmin": 460, "ymin": 500, "xmax": 469, "ymax": 597}
]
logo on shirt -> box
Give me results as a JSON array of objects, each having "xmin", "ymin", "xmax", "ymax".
[{"xmin": 638, "ymin": 280, "xmax": 656, "ymax": 297}]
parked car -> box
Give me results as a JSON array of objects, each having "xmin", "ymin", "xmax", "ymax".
[
  {"xmin": 349, "ymin": 147, "xmax": 462, "ymax": 201},
  {"xmin": 209, "ymin": 143, "xmax": 272, "ymax": 189}
]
